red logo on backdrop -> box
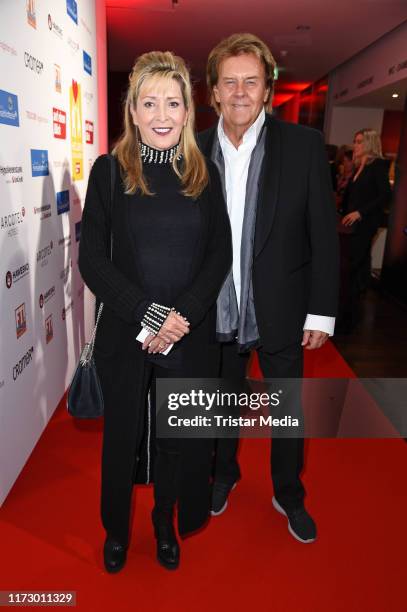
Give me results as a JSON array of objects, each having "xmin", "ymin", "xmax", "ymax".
[
  {"xmin": 53, "ymin": 107, "xmax": 66, "ymax": 139},
  {"xmin": 15, "ymin": 303, "xmax": 27, "ymax": 339},
  {"xmin": 85, "ymin": 120, "xmax": 94, "ymax": 144},
  {"xmin": 45, "ymin": 314, "xmax": 53, "ymax": 344}
]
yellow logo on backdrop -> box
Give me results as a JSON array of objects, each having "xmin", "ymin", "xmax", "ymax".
[{"xmin": 69, "ymin": 80, "xmax": 83, "ymax": 181}]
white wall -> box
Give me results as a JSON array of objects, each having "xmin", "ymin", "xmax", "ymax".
[
  {"xmin": 0, "ymin": 0, "xmax": 105, "ymax": 506},
  {"xmin": 327, "ymin": 106, "xmax": 384, "ymax": 147}
]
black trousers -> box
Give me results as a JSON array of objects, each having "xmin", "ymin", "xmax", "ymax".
[
  {"xmin": 213, "ymin": 342, "xmax": 305, "ymax": 511},
  {"xmin": 101, "ymin": 350, "xmax": 216, "ymax": 546}
]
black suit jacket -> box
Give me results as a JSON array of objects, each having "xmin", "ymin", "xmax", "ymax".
[{"xmin": 198, "ymin": 114, "xmax": 339, "ymax": 352}]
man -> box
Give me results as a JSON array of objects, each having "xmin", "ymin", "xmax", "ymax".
[{"xmin": 198, "ymin": 33, "xmax": 339, "ymax": 543}]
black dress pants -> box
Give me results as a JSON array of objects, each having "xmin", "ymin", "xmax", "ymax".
[{"xmin": 213, "ymin": 341, "xmax": 305, "ymax": 511}]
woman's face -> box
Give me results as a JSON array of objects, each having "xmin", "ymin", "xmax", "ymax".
[
  {"xmin": 130, "ymin": 76, "xmax": 188, "ymax": 150},
  {"xmin": 353, "ymin": 133, "xmax": 365, "ymax": 160}
]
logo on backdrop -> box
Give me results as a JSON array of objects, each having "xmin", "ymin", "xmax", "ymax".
[
  {"xmin": 0, "ymin": 41, "xmax": 17, "ymax": 57},
  {"xmin": 85, "ymin": 120, "xmax": 94, "ymax": 144},
  {"xmin": 25, "ymin": 109, "xmax": 48, "ymax": 125},
  {"xmin": 39, "ymin": 285, "xmax": 55, "ymax": 309},
  {"xmin": 36, "ymin": 240, "xmax": 53, "ymax": 267},
  {"xmin": 33, "ymin": 203, "xmax": 52, "ymax": 221},
  {"xmin": 48, "ymin": 14, "xmax": 63, "ymax": 39},
  {"xmin": 75, "ymin": 221, "xmax": 81, "ymax": 242},
  {"xmin": 54, "ymin": 64, "xmax": 62, "ymax": 93},
  {"xmin": 69, "ymin": 80, "xmax": 83, "ymax": 180},
  {"xmin": 27, "ymin": 0, "xmax": 36, "ymax": 29},
  {"xmin": 6, "ymin": 263, "xmax": 30, "ymax": 289},
  {"xmin": 1, "ymin": 207, "xmax": 26, "ymax": 238},
  {"xmin": 13, "ymin": 347, "xmax": 34, "ymax": 381},
  {"xmin": 24, "ymin": 52, "xmax": 44, "ymax": 75},
  {"xmin": 83, "ymin": 50, "xmax": 92, "ymax": 76},
  {"xmin": 15, "ymin": 303, "xmax": 27, "ymax": 339},
  {"xmin": 0, "ymin": 90, "xmax": 20, "ymax": 127},
  {"xmin": 56, "ymin": 190, "xmax": 70, "ymax": 215},
  {"xmin": 66, "ymin": 0, "xmax": 78, "ymax": 25},
  {"xmin": 53, "ymin": 108, "xmax": 66, "ymax": 139},
  {"xmin": 67, "ymin": 36, "xmax": 79, "ymax": 54},
  {"xmin": 45, "ymin": 315, "xmax": 53, "ymax": 344},
  {"xmin": 0, "ymin": 165, "xmax": 23, "ymax": 184},
  {"xmin": 62, "ymin": 301, "xmax": 74, "ymax": 320},
  {"xmin": 31, "ymin": 149, "xmax": 49, "ymax": 177}
]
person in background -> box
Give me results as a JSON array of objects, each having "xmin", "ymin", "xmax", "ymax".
[
  {"xmin": 336, "ymin": 148, "xmax": 354, "ymax": 211},
  {"xmin": 79, "ymin": 51, "xmax": 231, "ymax": 573},
  {"xmin": 340, "ymin": 128, "xmax": 392, "ymax": 329}
]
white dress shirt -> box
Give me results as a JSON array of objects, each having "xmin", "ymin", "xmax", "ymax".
[{"xmin": 217, "ymin": 108, "xmax": 335, "ymax": 337}]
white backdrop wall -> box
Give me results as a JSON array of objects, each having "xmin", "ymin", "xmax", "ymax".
[
  {"xmin": 0, "ymin": 0, "xmax": 104, "ymax": 506},
  {"xmin": 324, "ymin": 21, "xmax": 407, "ymax": 143}
]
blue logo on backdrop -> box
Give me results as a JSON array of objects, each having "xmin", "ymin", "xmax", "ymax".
[
  {"xmin": 56, "ymin": 190, "xmax": 70, "ymax": 215},
  {"xmin": 75, "ymin": 221, "xmax": 81, "ymax": 242},
  {"xmin": 83, "ymin": 51, "xmax": 92, "ymax": 76},
  {"xmin": 31, "ymin": 149, "xmax": 49, "ymax": 177},
  {"xmin": 0, "ymin": 90, "xmax": 20, "ymax": 127},
  {"xmin": 66, "ymin": 0, "xmax": 78, "ymax": 24}
]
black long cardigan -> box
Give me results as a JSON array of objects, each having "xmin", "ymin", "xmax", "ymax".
[{"xmin": 78, "ymin": 154, "xmax": 232, "ymax": 536}]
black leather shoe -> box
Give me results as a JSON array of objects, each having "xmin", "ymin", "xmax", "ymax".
[
  {"xmin": 152, "ymin": 510, "xmax": 180, "ymax": 570},
  {"xmin": 103, "ymin": 536, "xmax": 128, "ymax": 573},
  {"xmin": 211, "ymin": 481, "xmax": 237, "ymax": 516}
]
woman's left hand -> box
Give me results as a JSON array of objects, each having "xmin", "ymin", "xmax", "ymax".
[
  {"xmin": 342, "ymin": 211, "xmax": 361, "ymax": 226},
  {"xmin": 142, "ymin": 333, "xmax": 169, "ymax": 353}
]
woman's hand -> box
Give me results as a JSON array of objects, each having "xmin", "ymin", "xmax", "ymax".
[
  {"xmin": 156, "ymin": 310, "xmax": 189, "ymax": 344},
  {"xmin": 146, "ymin": 335, "xmax": 171, "ymax": 354},
  {"xmin": 342, "ymin": 211, "xmax": 361, "ymax": 226},
  {"xmin": 142, "ymin": 311, "xmax": 189, "ymax": 351}
]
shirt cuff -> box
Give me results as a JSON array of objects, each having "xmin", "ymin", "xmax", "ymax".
[{"xmin": 303, "ymin": 314, "xmax": 336, "ymax": 336}]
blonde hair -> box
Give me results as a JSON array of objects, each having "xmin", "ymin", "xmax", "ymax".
[
  {"xmin": 113, "ymin": 51, "xmax": 208, "ymax": 198},
  {"xmin": 354, "ymin": 128, "xmax": 383, "ymax": 163},
  {"xmin": 206, "ymin": 33, "xmax": 276, "ymax": 114}
]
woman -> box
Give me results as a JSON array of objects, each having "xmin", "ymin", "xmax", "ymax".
[
  {"xmin": 78, "ymin": 51, "xmax": 232, "ymax": 572},
  {"xmin": 339, "ymin": 128, "xmax": 391, "ymax": 329}
]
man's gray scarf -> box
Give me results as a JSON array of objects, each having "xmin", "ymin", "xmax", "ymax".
[{"xmin": 211, "ymin": 124, "xmax": 267, "ymax": 353}]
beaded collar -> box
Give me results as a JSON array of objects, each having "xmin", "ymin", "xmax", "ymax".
[{"xmin": 139, "ymin": 141, "xmax": 181, "ymax": 164}]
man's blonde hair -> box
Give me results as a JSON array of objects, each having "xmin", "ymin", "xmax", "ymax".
[
  {"xmin": 206, "ymin": 33, "xmax": 276, "ymax": 114},
  {"xmin": 113, "ymin": 51, "xmax": 208, "ymax": 198}
]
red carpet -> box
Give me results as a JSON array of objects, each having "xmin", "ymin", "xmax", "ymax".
[{"xmin": 1, "ymin": 341, "xmax": 406, "ymax": 611}]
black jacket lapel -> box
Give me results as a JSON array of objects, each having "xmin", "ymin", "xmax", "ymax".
[
  {"xmin": 254, "ymin": 116, "xmax": 281, "ymax": 258},
  {"xmin": 197, "ymin": 126, "xmax": 217, "ymax": 156}
]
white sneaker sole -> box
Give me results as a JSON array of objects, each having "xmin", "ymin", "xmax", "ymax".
[
  {"xmin": 210, "ymin": 483, "xmax": 237, "ymax": 516},
  {"xmin": 272, "ymin": 496, "xmax": 316, "ymax": 544}
]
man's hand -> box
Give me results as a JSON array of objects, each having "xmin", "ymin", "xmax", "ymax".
[
  {"xmin": 342, "ymin": 211, "xmax": 361, "ymax": 226},
  {"xmin": 302, "ymin": 329, "xmax": 329, "ymax": 350}
]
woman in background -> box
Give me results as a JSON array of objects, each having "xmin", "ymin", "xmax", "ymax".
[
  {"xmin": 340, "ymin": 128, "xmax": 392, "ymax": 329},
  {"xmin": 79, "ymin": 51, "xmax": 231, "ymax": 572}
]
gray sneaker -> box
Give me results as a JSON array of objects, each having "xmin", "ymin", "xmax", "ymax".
[
  {"xmin": 211, "ymin": 481, "xmax": 237, "ymax": 516},
  {"xmin": 272, "ymin": 496, "xmax": 317, "ymax": 543}
]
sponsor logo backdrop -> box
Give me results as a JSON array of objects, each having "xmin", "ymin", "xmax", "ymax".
[{"xmin": 0, "ymin": 0, "xmax": 100, "ymax": 506}]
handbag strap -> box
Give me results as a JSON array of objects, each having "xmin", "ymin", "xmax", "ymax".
[{"xmin": 84, "ymin": 155, "xmax": 116, "ymax": 362}]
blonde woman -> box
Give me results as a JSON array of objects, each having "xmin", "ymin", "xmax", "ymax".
[
  {"xmin": 79, "ymin": 51, "xmax": 231, "ymax": 572},
  {"xmin": 340, "ymin": 128, "xmax": 392, "ymax": 329}
]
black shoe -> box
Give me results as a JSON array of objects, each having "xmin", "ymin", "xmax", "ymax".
[
  {"xmin": 103, "ymin": 536, "xmax": 128, "ymax": 573},
  {"xmin": 152, "ymin": 510, "xmax": 180, "ymax": 570},
  {"xmin": 211, "ymin": 481, "xmax": 237, "ymax": 516},
  {"xmin": 272, "ymin": 496, "xmax": 317, "ymax": 543}
]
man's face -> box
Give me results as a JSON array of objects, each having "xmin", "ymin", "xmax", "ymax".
[{"xmin": 213, "ymin": 53, "xmax": 270, "ymax": 134}]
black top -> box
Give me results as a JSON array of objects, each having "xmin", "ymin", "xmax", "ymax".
[
  {"xmin": 342, "ymin": 157, "xmax": 392, "ymax": 230},
  {"xmin": 128, "ymin": 144, "xmax": 201, "ymax": 366}
]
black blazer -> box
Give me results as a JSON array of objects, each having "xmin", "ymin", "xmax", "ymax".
[
  {"xmin": 342, "ymin": 157, "xmax": 392, "ymax": 233},
  {"xmin": 78, "ymin": 154, "xmax": 232, "ymax": 357},
  {"xmin": 198, "ymin": 114, "xmax": 339, "ymax": 352}
]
